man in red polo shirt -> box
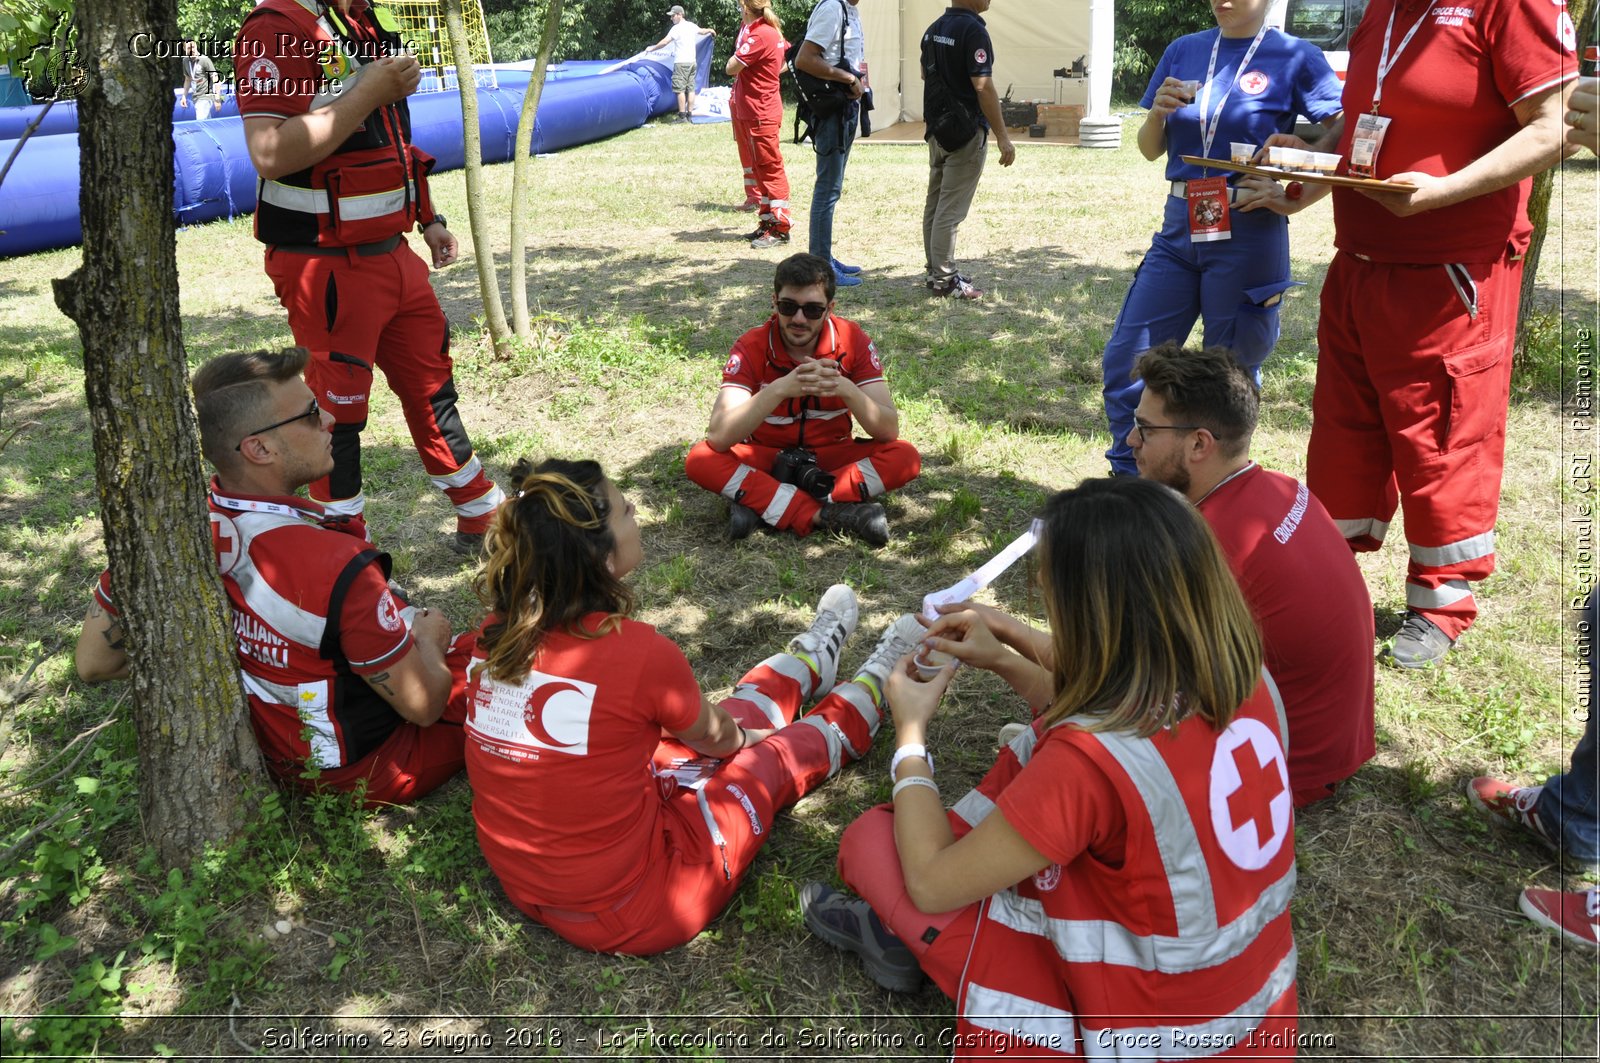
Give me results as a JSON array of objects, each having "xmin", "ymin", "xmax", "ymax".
[
  {"xmin": 234, "ymin": 0, "xmax": 503, "ymax": 554},
  {"xmin": 1261, "ymin": 0, "xmax": 1577, "ymax": 666},
  {"xmin": 684, "ymin": 253, "xmax": 921, "ymax": 546},
  {"xmin": 1130, "ymin": 342, "xmax": 1375, "ymax": 805}
]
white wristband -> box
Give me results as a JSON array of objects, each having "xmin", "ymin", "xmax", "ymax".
[
  {"xmin": 890, "ymin": 743, "xmax": 934, "ymax": 780},
  {"xmin": 892, "ymin": 775, "xmax": 940, "ymax": 800}
]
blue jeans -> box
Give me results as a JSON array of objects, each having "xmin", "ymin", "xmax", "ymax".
[
  {"xmin": 808, "ymin": 104, "xmax": 858, "ymax": 265},
  {"xmin": 1536, "ymin": 591, "xmax": 1600, "ymax": 862},
  {"xmin": 1100, "ymin": 194, "xmax": 1299, "ymax": 474}
]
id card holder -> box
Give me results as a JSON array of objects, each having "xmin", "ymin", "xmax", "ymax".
[
  {"xmin": 1348, "ymin": 114, "xmax": 1392, "ymax": 178},
  {"xmin": 1187, "ymin": 176, "xmax": 1232, "ymax": 243}
]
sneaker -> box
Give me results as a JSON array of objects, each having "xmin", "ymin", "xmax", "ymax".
[
  {"xmin": 1466, "ymin": 777, "xmax": 1599, "ymax": 870},
  {"xmin": 814, "ymin": 501, "xmax": 888, "ymax": 547},
  {"xmin": 932, "ymin": 276, "xmax": 984, "ymax": 300},
  {"xmin": 1381, "ymin": 610, "xmax": 1455, "ymax": 669},
  {"xmin": 998, "ymin": 721, "xmax": 1029, "ymax": 749},
  {"xmin": 851, "ymin": 613, "xmax": 924, "ymax": 696},
  {"xmin": 787, "ymin": 584, "xmax": 859, "ymax": 696},
  {"xmin": 1518, "ymin": 887, "xmax": 1600, "ymax": 948},
  {"xmin": 737, "ymin": 199, "xmax": 761, "ymax": 212},
  {"xmin": 799, "ymin": 882, "xmax": 925, "ymax": 993},
  {"xmin": 833, "ymin": 268, "xmax": 863, "ymax": 289},
  {"xmin": 448, "ymin": 531, "xmax": 484, "ymax": 557},
  {"xmin": 728, "ymin": 504, "xmax": 760, "ymax": 542},
  {"xmin": 831, "ymin": 257, "xmax": 862, "ymax": 275},
  {"xmin": 751, "ymin": 228, "xmax": 790, "ymax": 249}
]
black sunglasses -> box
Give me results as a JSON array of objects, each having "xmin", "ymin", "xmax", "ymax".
[
  {"xmin": 236, "ymin": 398, "xmax": 321, "ymax": 451},
  {"xmin": 775, "ymin": 298, "xmax": 829, "ymax": 321}
]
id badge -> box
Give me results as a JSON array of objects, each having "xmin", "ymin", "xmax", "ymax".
[
  {"xmin": 1348, "ymin": 114, "xmax": 1392, "ymax": 178},
  {"xmin": 1187, "ymin": 176, "xmax": 1232, "ymax": 243}
]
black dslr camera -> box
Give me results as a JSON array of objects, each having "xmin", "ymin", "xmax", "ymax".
[{"xmin": 771, "ymin": 446, "xmax": 835, "ymax": 501}]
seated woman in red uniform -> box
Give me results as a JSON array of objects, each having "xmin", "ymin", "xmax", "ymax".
[
  {"xmin": 802, "ymin": 477, "xmax": 1299, "ymax": 1059},
  {"xmin": 463, "ymin": 457, "xmax": 921, "ymax": 956}
]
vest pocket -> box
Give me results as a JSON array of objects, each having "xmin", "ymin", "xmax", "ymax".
[{"xmin": 324, "ymin": 157, "xmax": 410, "ymax": 245}]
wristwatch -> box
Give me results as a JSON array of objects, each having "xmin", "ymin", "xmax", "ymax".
[{"xmin": 421, "ymin": 214, "xmax": 447, "ymax": 232}]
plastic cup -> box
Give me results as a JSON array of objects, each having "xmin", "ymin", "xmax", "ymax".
[
  {"xmin": 913, "ymin": 647, "xmax": 955, "ymax": 681},
  {"xmin": 1179, "ymin": 79, "xmax": 1201, "ymax": 99},
  {"xmin": 1231, "ymin": 141, "xmax": 1256, "ymax": 164}
]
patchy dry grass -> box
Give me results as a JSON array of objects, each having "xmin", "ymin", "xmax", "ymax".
[{"xmin": 0, "ymin": 107, "xmax": 1597, "ymax": 1059}]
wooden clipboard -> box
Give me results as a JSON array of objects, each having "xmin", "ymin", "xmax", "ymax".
[{"xmin": 1178, "ymin": 155, "xmax": 1418, "ymax": 192}]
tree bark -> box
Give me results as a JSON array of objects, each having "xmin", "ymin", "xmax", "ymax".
[
  {"xmin": 510, "ymin": 0, "xmax": 563, "ymax": 341},
  {"xmin": 51, "ymin": 0, "xmax": 263, "ymax": 866},
  {"xmin": 442, "ymin": 0, "xmax": 512, "ymax": 357},
  {"xmin": 1515, "ymin": 0, "xmax": 1592, "ymax": 364}
]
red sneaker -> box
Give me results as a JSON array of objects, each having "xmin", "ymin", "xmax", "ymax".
[
  {"xmin": 1518, "ymin": 887, "xmax": 1600, "ymax": 949},
  {"xmin": 1467, "ymin": 777, "xmax": 1600, "ymax": 871}
]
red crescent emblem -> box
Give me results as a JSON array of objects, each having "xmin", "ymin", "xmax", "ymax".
[{"xmin": 524, "ymin": 682, "xmax": 586, "ymax": 748}]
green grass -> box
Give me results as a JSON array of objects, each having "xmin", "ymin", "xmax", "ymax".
[{"xmin": 0, "ymin": 105, "xmax": 1598, "ymax": 1060}]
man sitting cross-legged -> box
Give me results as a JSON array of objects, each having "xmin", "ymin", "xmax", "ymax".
[
  {"xmin": 1128, "ymin": 341, "xmax": 1375, "ymax": 806},
  {"xmin": 75, "ymin": 347, "xmax": 470, "ymax": 807},
  {"xmin": 685, "ymin": 253, "xmax": 921, "ymax": 547}
]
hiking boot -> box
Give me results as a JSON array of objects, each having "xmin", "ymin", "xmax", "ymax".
[
  {"xmin": 787, "ymin": 584, "xmax": 859, "ymax": 696},
  {"xmin": 832, "ymin": 257, "xmax": 862, "ymax": 275},
  {"xmin": 814, "ymin": 501, "xmax": 888, "ymax": 546},
  {"xmin": 800, "ymin": 882, "xmax": 925, "ymax": 993},
  {"xmin": 741, "ymin": 223, "xmax": 768, "ymax": 241},
  {"xmin": 850, "ymin": 614, "xmax": 924, "ymax": 696},
  {"xmin": 1381, "ymin": 610, "xmax": 1455, "ymax": 669},
  {"xmin": 932, "ymin": 276, "xmax": 984, "ymax": 300},
  {"xmin": 448, "ymin": 531, "xmax": 484, "ymax": 558},
  {"xmin": 1467, "ymin": 777, "xmax": 1600, "ymax": 871},
  {"xmin": 833, "ymin": 267, "xmax": 863, "ymax": 289},
  {"xmin": 751, "ymin": 228, "xmax": 791, "ymax": 249},
  {"xmin": 1518, "ymin": 887, "xmax": 1600, "ymax": 949},
  {"xmin": 728, "ymin": 504, "xmax": 760, "ymax": 542}
]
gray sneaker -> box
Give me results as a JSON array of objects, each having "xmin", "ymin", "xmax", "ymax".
[
  {"xmin": 1382, "ymin": 610, "xmax": 1455, "ymax": 669},
  {"xmin": 787, "ymin": 584, "xmax": 859, "ymax": 696},
  {"xmin": 800, "ymin": 882, "xmax": 925, "ymax": 993},
  {"xmin": 851, "ymin": 614, "xmax": 924, "ymax": 693}
]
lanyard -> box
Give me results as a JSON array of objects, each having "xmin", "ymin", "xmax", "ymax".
[
  {"xmin": 1197, "ymin": 24, "xmax": 1270, "ymax": 165},
  {"xmin": 1373, "ymin": 1, "xmax": 1430, "ymax": 113},
  {"xmin": 211, "ymin": 489, "xmax": 323, "ymax": 523}
]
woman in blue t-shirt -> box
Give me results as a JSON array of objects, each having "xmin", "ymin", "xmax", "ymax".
[{"xmin": 1100, "ymin": 0, "xmax": 1343, "ymax": 475}]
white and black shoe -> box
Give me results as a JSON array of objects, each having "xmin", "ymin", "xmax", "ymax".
[{"xmin": 787, "ymin": 584, "xmax": 859, "ymax": 697}]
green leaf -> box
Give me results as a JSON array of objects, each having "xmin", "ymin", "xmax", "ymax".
[{"xmin": 74, "ymin": 777, "xmax": 100, "ymax": 795}]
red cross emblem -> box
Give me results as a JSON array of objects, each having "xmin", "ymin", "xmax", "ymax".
[
  {"xmin": 1239, "ymin": 71, "xmax": 1270, "ymax": 95},
  {"xmin": 209, "ymin": 513, "xmax": 241, "ymax": 575},
  {"xmin": 1209, "ymin": 717, "xmax": 1290, "ymax": 870}
]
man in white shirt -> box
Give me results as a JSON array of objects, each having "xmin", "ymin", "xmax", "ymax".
[{"xmin": 652, "ymin": 5, "xmax": 717, "ymax": 121}]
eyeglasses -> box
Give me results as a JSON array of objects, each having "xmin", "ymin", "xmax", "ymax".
[
  {"xmin": 236, "ymin": 398, "xmax": 321, "ymax": 451},
  {"xmin": 775, "ymin": 299, "xmax": 829, "ymax": 321},
  {"xmin": 1132, "ymin": 418, "xmax": 1203, "ymax": 446}
]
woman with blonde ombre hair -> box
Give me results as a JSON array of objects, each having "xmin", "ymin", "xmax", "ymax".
[
  {"xmin": 726, "ymin": 0, "xmax": 791, "ymax": 247},
  {"xmin": 802, "ymin": 477, "xmax": 1299, "ymax": 1059},
  {"xmin": 462, "ymin": 457, "xmax": 922, "ymax": 955}
]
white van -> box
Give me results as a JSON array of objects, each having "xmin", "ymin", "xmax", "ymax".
[{"xmin": 1267, "ymin": 0, "xmax": 1371, "ymax": 80}]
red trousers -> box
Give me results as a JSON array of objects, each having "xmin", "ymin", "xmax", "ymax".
[
  {"xmin": 273, "ymin": 635, "xmax": 474, "ymax": 808},
  {"xmin": 732, "ymin": 116, "xmax": 790, "ymax": 234},
  {"xmin": 684, "ymin": 438, "xmax": 922, "ymax": 534},
  {"xmin": 264, "ymin": 240, "xmax": 503, "ymax": 535},
  {"xmin": 530, "ymin": 653, "xmax": 883, "ymax": 955},
  {"xmin": 1310, "ymin": 249, "xmax": 1523, "ymax": 638}
]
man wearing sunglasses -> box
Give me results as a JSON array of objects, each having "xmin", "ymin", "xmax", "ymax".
[
  {"xmin": 1128, "ymin": 342, "xmax": 1374, "ymax": 808},
  {"xmin": 76, "ymin": 348, "xmax": 470, "ymax": 807},
  {"xmin": 685, "ymin": 253, "xmax": 921, "ymax": 545}
]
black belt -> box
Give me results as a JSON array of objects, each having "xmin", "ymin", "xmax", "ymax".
[{"xmin": 271, "ymin": 234, "xmax": 403, "ymax": 257}]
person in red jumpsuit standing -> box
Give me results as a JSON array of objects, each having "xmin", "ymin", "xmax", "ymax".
[
  {"xmin": 728, "ymin": 0, "xmax": 791, "ymax": 249},
  {"xmin": 1258, "ymin": 0, "xmax": 1577, "ymax": 666},
  {"xmin": 234, "ymin": 0, "xmax": 504, "ymax": 555}
]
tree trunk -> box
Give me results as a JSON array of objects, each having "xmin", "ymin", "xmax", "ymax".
[
  {"xmin": 51, "ymin": 0, "xmax": 263, "ymax": 866},
  {"xmin": 510, "ymin": 0, "xmax": 563, "ymax": 341},
  {"xmin": 442, "ymin": 0, "xmax": 512, "ymax": 357},
  {"xmin": 1515, "ymin": 0, "xmax": 1592, "ymax": 364}
]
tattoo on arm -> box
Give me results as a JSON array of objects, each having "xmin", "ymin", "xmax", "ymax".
[{"xmin": 366, "ymin": 670, "xmax": 398, "ymax": 698}]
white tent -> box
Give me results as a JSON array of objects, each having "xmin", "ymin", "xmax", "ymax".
[{"xmin": 852, "ymin": 0, "xmax": 1115, "ymax": 123}]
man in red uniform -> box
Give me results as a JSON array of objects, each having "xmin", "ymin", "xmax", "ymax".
[
  {"xmin": 234, "ymin": 0, "xmax": 503, "ymax": 554},
  {"xmin": 1128, "ymin": 342, "xmax": 1376, "ymax": 805},
  {"xmin": 684, "ymin": 253, "xmax": 922, "ymax": 546},
  {"xmin": 76, "ymin": 348, "xmax": 469, "ymax": 806},
  {"xmin": 1263, "ymin": 0, "xmax": 1577, "ymax": 666}
]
